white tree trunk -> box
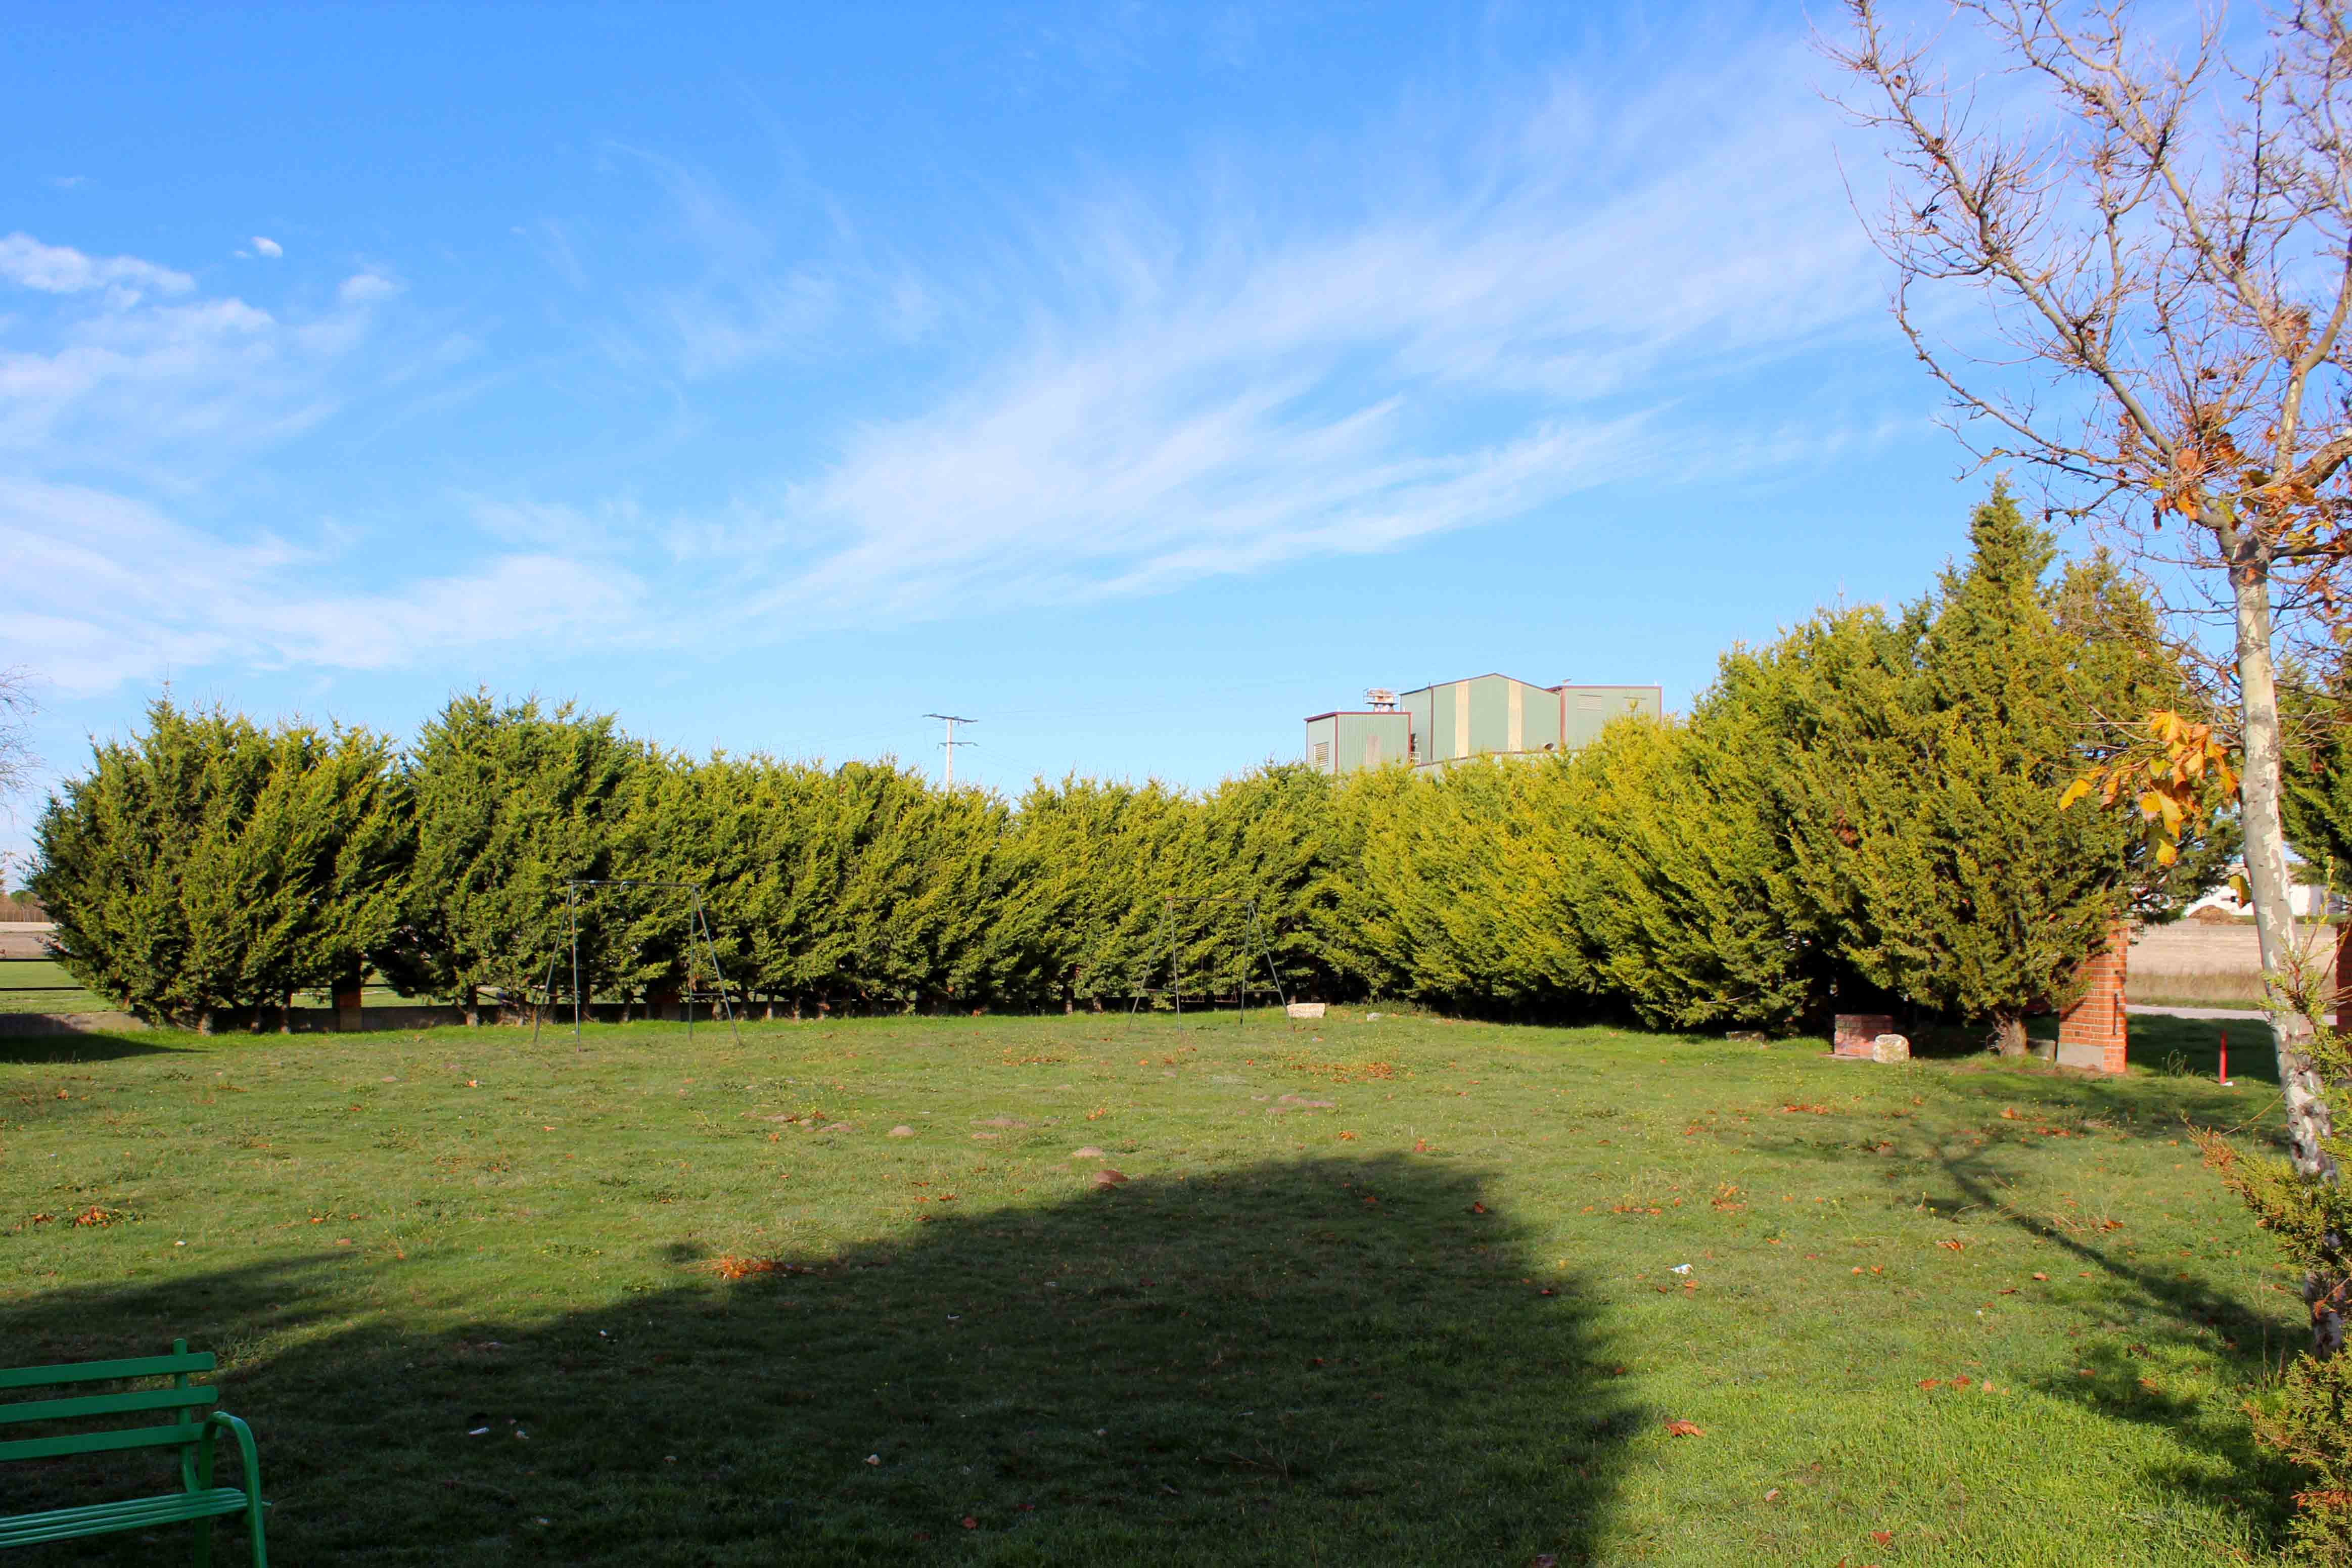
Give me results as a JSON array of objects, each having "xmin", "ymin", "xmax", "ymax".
[{"xmin": 2231, "ymin": 552, "xmax": 2347, "ymax": 1356}]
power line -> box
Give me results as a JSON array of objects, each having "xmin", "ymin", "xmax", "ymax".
[{"xmin": 923, "ymin": 712, "xmax": 977, "ymax": 788}]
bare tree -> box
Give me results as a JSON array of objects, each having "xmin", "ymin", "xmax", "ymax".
[
  {"xmin": 0, "ymin": 670, "xmax": 36, "ymax": 906},
  {"xmin": 0, "ymin": 668, "xmax": 32, "ymax": 807},
  {"xmin": 1823, "ymin": 0, "xmax": 2351, "ymax": 1350}
]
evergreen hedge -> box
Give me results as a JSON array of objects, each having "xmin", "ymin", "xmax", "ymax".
[{"xmin": 32, "ymin": 494, "xmax": 2233, "ymax": 1034}]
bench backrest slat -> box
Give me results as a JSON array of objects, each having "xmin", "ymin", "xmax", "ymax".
[
  {"xmin": 0, "ymin": 1351, "xmax": 214, "ymax": 1391},
  {"xmin": 0, "ymin": 1384, "xmax": 217, "ymax": 1428},
  {"xmin": 0, "ymin": 1422, "xmax": 207, "ymax": 1463}
]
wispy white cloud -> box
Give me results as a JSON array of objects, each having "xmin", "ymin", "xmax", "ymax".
[
  {"xmin": 1, "ymin": 31, "xmax": 1908, "ymax": 698},
  {"xmin": 338, "ymin": 270, "xmax": 397, "ymax": 305},
  {"xmin": 0, "ymin": 235, "xmax": 396, "ymax": 483},
  {"xmin": 646, "ymin": 46, "xmax": 1892, "ymax": 626},
  {"xmin": 0, "ymin": 237, "xmax": 627, "ymax": 695},
  {"xmin": 0, "ymin": 232, "xmax": 192, "ymax": 304},
  {"xmin": 252, "ymin": 235, "xmax": 284, "ymax": 258},
  {"xmin": 0, "ymin": 479, "xmax": 639, "ymax": 695}
]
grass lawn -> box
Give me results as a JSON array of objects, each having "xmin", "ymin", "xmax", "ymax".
[
  {"xmin": 0, "ymin": 960, "xmax": 114, "ymax": 1014},
  {"xmin": 0, "ymin": 1010, "xmax": 2307, "ymax": 1565}
]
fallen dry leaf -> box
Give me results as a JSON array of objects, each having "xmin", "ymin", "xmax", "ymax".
[
  {"xmin": 1091, "ymin": 1168, "xmax": 1128, "ymax": 1190},
  {"xmin": 1469, "ymin": 1202, "xmax": 1489, "ymax": 1215},
  {"xmin": 1664, "ymin": 1420, "xmax": 1705, "ymax": 1438},
  {"xmin": 1873, "ymin": 1531, "xmax": 1894, "ymax": 1545},
  {"xmin": 2032, "ymin": 1272, "xmax": 2049, "ymax": 1281}
]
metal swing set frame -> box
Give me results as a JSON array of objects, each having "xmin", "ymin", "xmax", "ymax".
[
  {"xmin": 531, "ymin": 880, "xmax": 740, "ymax": 1045},
  {"xmin": 1127, "ymin": 894, "xmax": 1288, "ymax": 1025}
]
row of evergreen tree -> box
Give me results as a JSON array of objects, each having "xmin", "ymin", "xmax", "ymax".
[{"xmin": 31, "ymin": 492, "xmax": 2239, "ymax": 1036}]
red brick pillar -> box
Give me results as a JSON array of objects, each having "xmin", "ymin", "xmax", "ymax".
[{"xmin": 2059, "ymin": 918, "xmax": 2130, "ymax": 1073}]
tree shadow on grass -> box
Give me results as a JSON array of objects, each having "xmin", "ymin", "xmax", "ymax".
[
  {"xmin": 1926, "ymin": 1051, "xmax": 2292, "ymax": 1159},
  {"xmin": 0, "ymin": 1030, "xmax": 195, "ymax": 1066},
  {"xmin": 2, "ymin": 1155, "xmax": 1629, "ymax": 1566},
  {"xmin": 2112, "ymin": 1012, "xmax": 2281, "ymax": 1087},
  {"xmin": 1737, "ymin": 1058, "xmax": 2303, "ymax": 1545},
  {"xmin": 1925, "ymin": 1150, "xmax": 2302, "ymax": 1539}
]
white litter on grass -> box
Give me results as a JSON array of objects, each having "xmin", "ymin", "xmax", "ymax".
[
  {"xmin": 1671, "ymin": 1264, "xmax": 1692, "ymax": 1275},
  {"xmin": 468, "ymin": 1427, "xmax": 490, "ymax": 1437},
  {"xmin": 864, "ymin": 1454, "xmax": 881, "ymax": 1466}
]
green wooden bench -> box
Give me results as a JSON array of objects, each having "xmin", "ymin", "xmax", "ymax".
[{"xmin": 0, "ymin": 1340, "xmax": 268, "ymax": 1562}]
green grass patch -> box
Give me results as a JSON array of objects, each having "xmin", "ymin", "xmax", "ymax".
[
  {"xmin": 2128, "ymin": 974, "xmax": 2270, "ymax": 1009},
  {"xmin": 0, "ymin": 959, "xmax": 113, "ymax": 1014},
  {"xmin": 0, "ymin": 1011, "xmax": 2306, "ymax": 1564}
]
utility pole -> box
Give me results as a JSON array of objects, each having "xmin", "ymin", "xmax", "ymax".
[{"xmin": 924, "ymin": 713, "xmax": 976, "ymax": 788}]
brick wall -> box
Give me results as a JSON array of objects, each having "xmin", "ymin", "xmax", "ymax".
[
  {"xmin": 2059, "ymin": 918, "xmax": 2130, "ymax": 1074},
  {"xmin": 1832, "ymin": 1013, "xmax": 1893, "ymax": 1058}
]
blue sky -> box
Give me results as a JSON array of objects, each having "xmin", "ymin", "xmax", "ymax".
[{"xmin": 4, "ymin": 1, "xmax": 1999, "ymax": 867}]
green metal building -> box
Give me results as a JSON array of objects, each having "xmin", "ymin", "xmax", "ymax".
[{"xmin": 1304, "ymin": 675, "xmax": 1662, "ymax": 777}]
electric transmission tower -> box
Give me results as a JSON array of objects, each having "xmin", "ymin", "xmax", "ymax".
[{"xmin": 925, "ymin": 712, "xmax": 977, "ymax": 787}]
